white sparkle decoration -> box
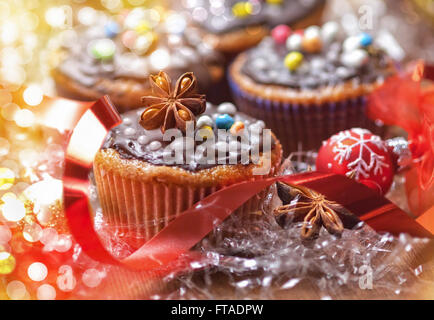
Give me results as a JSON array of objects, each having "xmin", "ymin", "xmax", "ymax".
[{"xmin": 330, "ymin": 128, "xmax": 389, "ymax": 180}]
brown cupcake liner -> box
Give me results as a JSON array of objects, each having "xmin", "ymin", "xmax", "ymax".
[{"xmin": 93, "ymin": 161, "xmax": 278, "ymax": 248}]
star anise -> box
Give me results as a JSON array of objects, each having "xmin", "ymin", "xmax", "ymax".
[
  {"xmin": 273, "ymin": 182, "xmax": 344, "ymax": 240},
  {"xmin": 139, "ymin": 71, "xmax": 206, "ymax": 133}
]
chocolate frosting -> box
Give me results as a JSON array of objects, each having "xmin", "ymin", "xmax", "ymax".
[
  {"xmin": 103, "ymin": 103, "xmax": 275, "ymax": 171},
  {"xmin": 183, "ymin": 0, "xmax": 325, "ymax": 34},
  {"xmin": 57, "ymin": 12, "xmax": 222, "ymax": 90},
  {"xmin": 241, "ymin": 36, "xmax": 394, "ymax": 89}
]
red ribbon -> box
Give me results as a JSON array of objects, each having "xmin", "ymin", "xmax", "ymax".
[
  {"xmin": 36, "ymin": 95, "xmax": 433, "ymax": 273},
  {"xmin": 368, "ymin": 61, "xmax": 434, "ymax": 191}
]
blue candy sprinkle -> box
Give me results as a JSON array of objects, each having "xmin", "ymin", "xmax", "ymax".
[
  {"xmin": 359, "ymin": 32, "xmax": 372, "ymax": 47},
  {"xmin": 104, "ymin": 21, "xmax": 120, "ymax": 38},
  {"xmin": 215, "ymin": 114, "xmax": 235, "ymax": 130}
]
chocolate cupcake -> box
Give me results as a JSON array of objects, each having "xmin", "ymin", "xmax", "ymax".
[
  {"xmin": 180, "ymin": 0, "xmax": 326, "ymax": 54},
  {"xmin": 229, "ymin": 22, "xmax": 396, "ymax": 155},
  {"xmin": 93, "ymin": 72, "xmax": 282, "ymax": 245},
  {"xmin": 52, "ymin": 8, "xmax": 223, "ymax": 112}
]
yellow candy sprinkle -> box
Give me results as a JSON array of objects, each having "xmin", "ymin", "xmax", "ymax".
[
  {"xmin": 230, "ymin": 121, "xmax": 245, "ymax": 135},
  {"xmin": 232, "ymin": 2, "xmax": 253, "ymax": 18},
  {"xmin": 266, "ymin": 0, "xmax": 283, "ymax": 4},
  {"xmin": 284, "ymin": 51, "xmax": 304, "ymax": 71},
  {"xmin": 135, "ymin": 20, "xmax": 151, "ymax": 34},
  {"xmin": 0, "ymin": 252, "xmax": 16, "ymax": 275},
  {"xmin": 198, "ymin": 125, "xmax": 213, "ymax": 139}
]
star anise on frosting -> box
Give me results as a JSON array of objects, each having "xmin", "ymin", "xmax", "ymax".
[
  {"xmin": 139, "ymin": 71, "xmax": 206, "ymax": 133},
  {"xmin": 273, "ymin": 182, "xmax": 344, "ymax": 240}
]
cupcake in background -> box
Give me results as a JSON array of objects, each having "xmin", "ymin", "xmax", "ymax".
[
  {"xmin": 93, "ymin": 71, "xmax": 282, "ymax": 246},
  {"xmin": 52, "ymin": 8, "xmax": 224, "ymax": 112},
  {"xmin": 229, "ymin": 21, "xmax": 396, "ymax": 155},
  {"xmin": 179, "ymin": 0, "xmax": 327, "ymax": 55}
]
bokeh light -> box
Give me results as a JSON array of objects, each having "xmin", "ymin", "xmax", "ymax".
[
  {"xmin": 82, "ymin": 269, "xmax": 103, "ymax": 288},
  {"xmin": 45, "ymin": 6, "xmax": 70, "ymax": 28},
  {"xmin": 40, "ymin": 227, "xmax": 59, "ymax": 246},
  {"xmin": 0, "ymin": 167, "xmax": 15, "ymax": 190},
  {"xmin": 0, "ymin": 252, "xmax": 16, "ymax": 275},
  {"xmin": 23, "ymin": 223, "xmax": 43, "ymax": 243},
  {"xmin": 27, "ymin": 262, "xmax": 48, "ymax": 282},
  {"xmin": 23, "ymin": 84, "xmax": 43, "ymax": 106},
  {"xmin": 6, "ymin": 280, "xmax": 27, "ymax": 300},
  {"xmin": 1, "ymin": 103, "xmax": 21, "ymax": 121},
  {"xmin": 0, "ymin": 225, "xmax": 12, "ymax": 244},
  {"xmin": 0, "ymin": 138, "xmax": 10, "ymax": 157},
  {"xmin": 0, "ymin": 198, "xmax": 26, "ymax": 222},
  {"xmin": 37, "ymin": 284, "xmax": 56, "ymax": 300},
  {"xmin": 14, "ymin": 109, "xmax": 35, "ymax": 127}
]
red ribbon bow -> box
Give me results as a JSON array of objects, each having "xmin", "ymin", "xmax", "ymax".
[
  {"xmin": 368, "ymin": 61, "xmax": 434, "ymax": 191},
  {"xmin": 34, "ymin": 95, "xmax": 432, "ymax": 275}
]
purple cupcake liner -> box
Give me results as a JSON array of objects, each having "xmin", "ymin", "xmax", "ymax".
[{"xmin": 228, "ymin": 74, "xmax": 384, "ymax": 155}]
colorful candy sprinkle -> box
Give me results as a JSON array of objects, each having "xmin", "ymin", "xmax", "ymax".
[
  {"xmin": 271, "ymin": 25, "xmax": 291, "ymax": 44},
  {"xmin": 232, "ymin": 2, "xmax": 253, "ymax": 18},
  {"xmin": 230, "ymin": 121, "xmax": 245, "ymax": 135},
  {"xmin": 216, "ymin": 114, "xmax": 235, "ymax": 130},
  {"xmin": 104, "ymin": 21, "xmax": 120, "ymax": 38},
  {"xmin": 198, "ymin": 125, "xmax": 214, "ymax": 139},
  {"xmin": 302, "ymin": 36, "xmax": 322, "ymax": 53},
  {"xmin": 197, "ymin": 115, "xmax": 213, "ymax": 128},
  {"xmin": 284, "ymin": 51, "xmax": 303, "ymax": 71},
  {"xmin": 286, "ymin": 33, "xmax": 302, "ymax": 51},
  {"xmin": 266, "ymin": 0, "xmax": 283, "ymax": 4},
  {"xmin": 321, "ymin": 21, "xmax": 339, "ymax": 44},
  {"xmin": 359, "ymin": 32, "xmax": 373, "ymax": 47},
  {"xmin": 341, "ymin": 49, "xmax": 368, "ymax": 68},
  {"xmin": 90, "ymin": 39, "xmax": 116, "ymax": 60},
  {"xmin": 217, "ymin": 102, "xmax": 237, "ymax": 115},
  {"xmin": 303, "ymin": 25, "xmax": 321, "ymax": 39},
  {"xmin": 343, "ymin": 36, "xmax": 361, "ymax": 52},
  {"xmin": 121, "ymin": 30, "xmax": 137, "ymax": 49}
]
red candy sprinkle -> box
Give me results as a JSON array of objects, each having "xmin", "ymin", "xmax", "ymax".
[{"xmin": 271, "ymin": 25, "xmax": 291, "ymax": 44}]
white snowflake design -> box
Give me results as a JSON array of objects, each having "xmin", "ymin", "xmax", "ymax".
[{"xmin": 330, "ymin": 128, "xmax": 389, "ymax": 180}]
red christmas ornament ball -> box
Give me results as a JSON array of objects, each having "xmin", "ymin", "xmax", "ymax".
[{"xmin": 316, "ymin": 128, "xmax": 395, "ymax": 195}]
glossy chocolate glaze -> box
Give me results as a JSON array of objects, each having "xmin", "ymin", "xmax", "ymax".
[
  {"xmin": 240, "ymin": 36, "xmax": 394, "ymax": 89},
  {"xmin": 184, "ymin": 0, "xmax": 325, "ymax": 34},
  {"xmin": 102, "ymin": 103, "xmax": 275, "ymax": 171},
  {"xmin": 57, "ymin": 13, "xmax": 222, "ymax": 90}
]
